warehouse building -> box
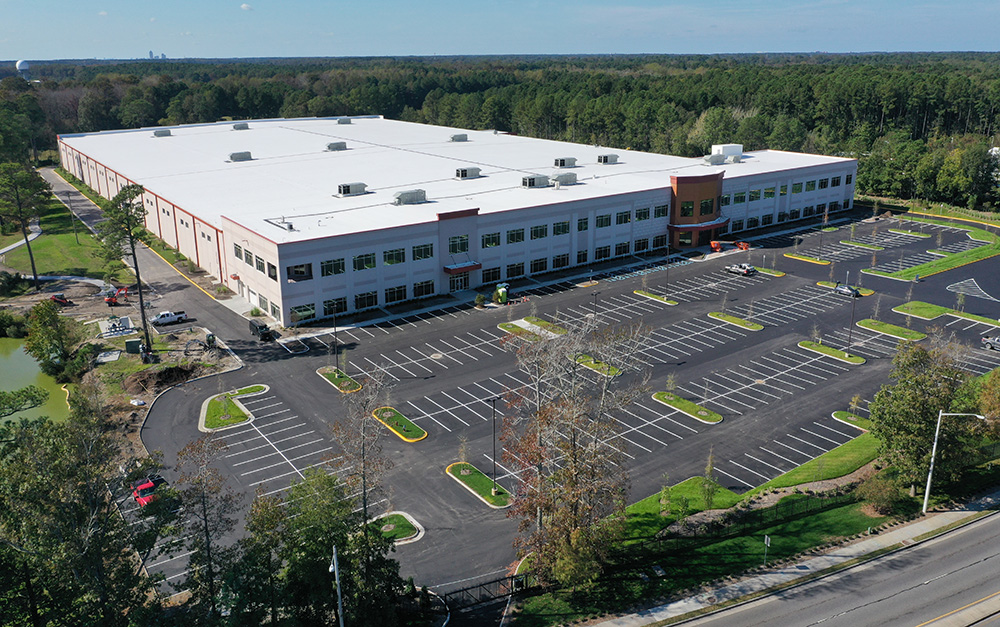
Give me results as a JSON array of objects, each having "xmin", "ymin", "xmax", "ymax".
[{"xmin": 58, "ymin": 116, "xmax": 856, "ymax": 326}]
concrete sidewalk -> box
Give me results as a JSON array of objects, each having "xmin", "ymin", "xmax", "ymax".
[
  {"xmin": 0, "ymin": 218, "xmax": 41, "ymax": 255},
  {"xmin": 592, "ymin": 490, "xmax": 1000, "ymax": 627}
]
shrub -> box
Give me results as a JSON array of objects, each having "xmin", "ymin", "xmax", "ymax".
[
  {"xmin": 856, "ymin": 472, "xmax": 903, "ymax": 515},
  {"xmin": 0, "ymin": 309, "xmax": 28, "ymax": 337},
  {"xmin": 249, "ymin": 307, "xmax": 263, "ymax": 317},
  {"xmin": 475, "ymin": 293, "xmax": 487, "ymax": 307}
]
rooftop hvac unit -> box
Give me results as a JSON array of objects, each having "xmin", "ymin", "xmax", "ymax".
[
  {"xmin": 450, "ymin": 133, "xmax": 468, "ymax": 142},
  {"xmin": 711, "ymin": 143, "xmax": 743, "ymax": 157},
  {"xmin": 337, "ymin": 182, "xmax": 367, "ymax": 197},
  {"xmin": 229, "ymin": 151, "xmax": 253, "ymax": 162},
  {"xmin": 729, "ymin": 154, "xmax": 742, "ymax": 163},
  {"xmin": 554, "ymin": 157, "xmax": 577, "ymax": 168},
  {"xmin": 456, "ymin": 167, "xmax": 481, "ymax": 179},
  {"xmin": 522, "ymin": 175, "xmax": 549, "ymax": 189},
  {"xmin": 597, "ymin": 153, "xmax": 619, "ymax": 164},
  {"xmin": 326, "ymin": 141, "xmax": 348, "ymax": 151},
  {"xmin": 704, "ymin": 153, "xmax": 726, "ymax": 165},
  {"xmin": 337, "ymin": 117, "xmax": 352, "ymax": 124},
  {"xmin": 233, "ymin": 122, "xmax": 249, "ymax": 130},
  {"xmin": 393, "ymin": 189, "xmax": 426, "ymax": 205},
  {"xmin": 152, "ymin": 129, "xmax": 172, "ymax": 137},
  {"xmin": 552, "ymin": 172, "xmax": 577, "ymax": 186}
]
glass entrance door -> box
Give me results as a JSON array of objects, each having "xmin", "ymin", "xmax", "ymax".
[{"xmin": 449, "ymin": 272, "xmax": 469, "ymax": 292}]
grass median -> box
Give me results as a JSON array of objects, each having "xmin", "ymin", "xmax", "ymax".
[
  {"xmin": 446, "ymin": 462, "xmax": 510, "ymax": 507},
  {"xmin": 373, "ymin": 406, "xmax": 426, "ymax": 442},
  {"xmin": 784, "ymin": 252, "xmax": 831, "ymax": 265},
  {"xmin": 840, "ymin": 240, "xmax": 884, "ymax": 250},
  {"xmin": 652, "ymin": 392, "xmax": 722, "ymax": 423},
  {"xmin": 708, "ymin": 311, "xmax": 763, "ymax": 331},
  {"xmin": 634, "ymin": 289, "xmax": 679, "ymax": 305},
  {"xmin": 798, "ymin": 340, "xmax": 866, "ymax": 364},
  {"xmin": 205, "ymin": 385, "xmax": 265, "ymax": 429},
  {"xmin": 499, "ymin": 322, "xmax": 542, "ymax": 341},
  {"xmin": 318, "ymin": 366, "xmax": 362, "ymax": 393},
  {"xmin": 576, "ymin": 354, "xmax": 622, "ymax": 376},
  {"xmin": 377, "ymin": 513, "xmax": 418, "ymax": 542},
  {"xmin": 893, "ymin": 300, "xmax": 999, "ymax": 326},
  {"xmin": 525, "ymin": 316, "xmax": 568, "ymax": 335},
  {"xmin": 833, "ymin": 410, "xmax": 872, "ymax": 431},
  {"xmin": 856, "ymin": 318, "xmax": 926, "ymax": 341}
]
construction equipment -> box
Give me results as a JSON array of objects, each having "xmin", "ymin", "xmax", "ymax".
[
  {"xmin": 104, "ymin": 286, "xmax": 128, "ymax": 306},
  {"xmin": 710, "ymin": 241, "xmax": 725, "ymax": 252},
  {"xmin": 735, "ymin": 241, "xmax": 751, "ymax": 251},
  {"xmin": 50, "ymin": 293, "xmax": 73, "ymax": 306}
]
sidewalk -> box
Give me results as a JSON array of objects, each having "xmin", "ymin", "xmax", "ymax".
[
  {"xmin": 592, "ymin": 490, "xmax": 1000, "ymax": 627},
  {"xmin": 0, "ymin": 218, "xmax": 41, "ymax": 255}
]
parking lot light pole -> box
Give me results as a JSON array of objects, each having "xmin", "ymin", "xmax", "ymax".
[
  {"xmin": 329, "ymin": 544, "xmax": 345, "ymax": 627},
  {"xmin": 489, "ymin": 396, "xmax": 501, "ymax": 496},
  {"xmin": 332, "ymin": 305, "xmax": 340, "ymax": 372},
  {"xmin": 923, "ymin": 411, "xmax": 986, "ymax": 514},
  {"xmin": 845, "ymin": 291, "xmax": 857, "ymax": 354},
  {"xmin": 592, "ymin": 291, "xmax": 599, "ymax": 319}
]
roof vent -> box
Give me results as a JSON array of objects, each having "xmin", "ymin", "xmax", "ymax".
[
  {"xmin": 233, "ymin": 122, "xmax": 249, "ymax": 130},
  {"xmin": 552, "ymin": 172, "xmax": 578, "ymax": 186},
  {"xmin": 393, "ymin": 189, "xmax": 427, "ymax": 205},
  {"xmin": 326, "ymin": 141, "xmax": 347, "ymax": 151},
  {"xmin": 729, "ymin": 154, "xmax": 742, "ymax": 163},
  {"xmin": 554, "ymin": 157, "xmax": 577, "ymax": 168},
  {"xmin": 229, "ymin": 151, "xmax": 253, "ymax": 162},
  {"xmin": 597, "ymin": 153, "xmax": 619, "ymax": 164},
  {"xmin": 337, "ymin": 117, "xmax": 352, "ymax": 125},
  {"xmin": 704, "ymin": 153, "xmax": 726, "ymax": 165},
  {"xmin": 450, "ymin": 133, "xmax": 468, "ymax": 142},
  {"xmin": 337, "ymin": 182, "xmax": 367, "ymax": 197},
  {"xmin": 456, "ymin": 167, "xmax": 481, "ymax": 180},
  {"xmin": 152, "ymin": 129, "xmax": 172, "ymax": 138},
  {"xmin": 522, "ymin": 175, "xmax": 549, "ymax": 189}
]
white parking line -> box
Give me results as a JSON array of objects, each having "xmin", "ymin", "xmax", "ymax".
[
  {"xmin": 786, "ymin": 433, "xmax": 828, "ymax": 452},
  {"xmin": 728, "ymin": 460, "xmax": 772, "ymax": 481},
  {"xmin": 715, "ymin": 466, "xmax": 755, "ymax": 488},
  {"xmin": 745, "ymin": 453, "xmax": 786, "ymax": 473}
]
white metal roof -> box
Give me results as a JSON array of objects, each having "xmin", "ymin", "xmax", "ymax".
[{"xmin": 60, "ymin": 117, "xmax": 853, "ymax": 243}]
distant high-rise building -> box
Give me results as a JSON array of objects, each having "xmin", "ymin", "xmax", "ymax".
[
  {"xmin": 149, "ymin": 51, "xmax": 154, "ymax": 59},
  {"xmin": 161, "ymin": 53, "xmax": 167, "ymax": 60}
]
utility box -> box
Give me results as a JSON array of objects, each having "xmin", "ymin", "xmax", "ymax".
[{"xmin": 125, "ymin": 339, "xmax": 142, "ymax": 354}]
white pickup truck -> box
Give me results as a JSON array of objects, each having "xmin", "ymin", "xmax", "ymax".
[
  {"xmin": 725, "ymin": 263, "xmax": 757, "ymax": 276},
  {"xmin": 983, "ymin": 336, "xmax": 1000, "ymax": 351},
  {"xmin": 151, "ymin": 311, "xmax": 189, "ymax": 326}
]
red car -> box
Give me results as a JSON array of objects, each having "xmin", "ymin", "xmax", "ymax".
[{"xmin": 131, "ymin": 475, "xmax": 166, "ymax": 507}]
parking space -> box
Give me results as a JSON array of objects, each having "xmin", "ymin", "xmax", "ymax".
[
  {"xmin": 597, "ymin": 256, "xmax": 693, "ymax": 283},
  {"xmin": 936, "ymin": 239, "xmax": 988, "ymax": 254},
  {"xmin": 637, "ymin": 318, "xmax": 749, "ymax": 364},
  {"xmin": 654, "ymin": 270, "xmax": 771, "ymax": 304},
  {"xmin": 941, "ymin": 314, "xmax": 1000, "ymax": 334},
  {"xmin": 867, "ymin": 250, "xmax": 938, "ymax": 274},
  {"xmin": 350, "ymin": 328, "xmax": 508, "ymax": 382},
  {"xmin": 955, "ymin": 345, "xmax": 1000, "ymax": 377},
  {"xmin": 724, "ymin": 284, "xmax": 846, "ymax": 327},
  {"xmin": 822, "ymin": 326, "xmax": 905, "ymax": 360}
]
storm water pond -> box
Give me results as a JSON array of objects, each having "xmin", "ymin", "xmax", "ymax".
[{"xmin": 0, "ymin": 337, "xmax": 71, "ymax": 422}]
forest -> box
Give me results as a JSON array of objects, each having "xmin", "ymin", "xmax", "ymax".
[{"xmin": 2, "ymin": 52, "xmax": 1000, "ymax": 209}]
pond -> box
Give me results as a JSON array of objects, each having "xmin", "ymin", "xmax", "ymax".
[{"xmin": 0, "ymin": 337, "xmax": 71, "ymax": 422}]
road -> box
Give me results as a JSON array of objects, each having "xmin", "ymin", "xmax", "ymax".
[{"xmin": 683, "ymin": 512, "xmax": 1000, "ymax": 627}]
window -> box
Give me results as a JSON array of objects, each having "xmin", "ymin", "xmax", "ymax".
[
  {"xmin": 831, "ymin": 201, "xmax": 841, "ymax": 211},
  {"xmin": 258, "ymin": 294, "xmax": 268, "ymax": 310},
  {"xmin": 761, "ymin": 214, "xmax": 774, "ymax": 226},
  {"xmin": 267, "ymin": 263, "xmax": 277, "ymax": 281},
  {"xmin": 287, "ymin": 263, "xmax": 313, "ymax": 281},
  {"xmin": 595, "ymin": 245, "xmax": 611, "ymax": 260},
  {"xmin": 270, "ymin": 302, "xmax": 280, "ymax": 318},
  {"xmin": 244, "ymin": 249, "xmax": 253, "ymax": 265},
  {"xmin": 353, "ymin": 253, "xmax": 376, "ymax": 271},
  {"xmin": 530, "ymin": 224, "xmax": 548, "ymax": 240},
  {"xmin": 803, "ymin": 206, "xmax": 815, "ymax": 217},
  {"xmin": 731, "ymin": 219, "xmax": 744, "ymax": 232},
  {"xmin": 749, "ymin": 189, "xmax": 761, "ymax": 202},
  {"xmin": 234, "ymin": 243, "xmax": 243, "ymax": 259},
  {"xmin": 530, "ymin": 258, "xmax": 547, "ymax": 273},
  {"xmin": 577, "ymin": 218, "xmax": 589, "ymax": 231},
  {"xmin": 616, "ymin": 210, "xmax": 631, "ymax": 225},
  {"xmin": 482, "ymin": 267, "xmax": 500, "ymax": 283},
  {"xmin": 843, "ymin": 198, "xmax": 851, "ymax": 209},
  {"xmin": 615, "ymin": 242, "xmax": 630, "ymax": 256},
  {"xmin": 805, "ymin": 180, "xmax": 816, "ymax": 192},
  {"xmin": 323, "ymin": 297, "xmax": 347, "ymax": 316},
  {"xmin": 553, "ymin": 253, "xmax": 569, "ymax": 268},
  {"xmin": 700, "ymin": 198, "xmax": 714, "ymax": 215},
  {"xmin": 355, "ymin": 291, "xmax": 378, "ymax": 310},
  {"xmin": 383, "ymin": 248, "xmax": 405, "ymax": 265},
  {"xmin": 412, "ymin": 243, "xmax": 434, "ymax": 260},
  {"xmin": 635, "ymin": 207, "xmax": 650, "ymax": 221},
  {"xmin": 481, "ymin": 232, "xmax": 500, "ymax": 248},
  {"xmin": 506, "ymin": 262, "xmax": 524, "ymax": 278},
  {"xmin": 845, "ymin": 174, "xmax": 853, "ymax": 185},
  {"xmin": 680, "ymin": 201, "xmax": 694, "ymax": 217},
  {"xmin": 449, "ymin": 235, "xmax": 469, "ymax": 255},
  {"xmin": 733, "ymin": 192, "xmax": 746, "ymax": 204},
  {"xmin": 818, "ymin": 178, "xmax": 829, "ymax": 189},
  {"xmin": 577, "ymin": 250, "xmax": 588, "ymax": 264},
  {"xmin": 764, "ymin": 187, "xmax": 776, "ymax": 199},
  {"xmin": 831, "ymin": 176, "xmax": 841, "ymax": 187},
  {"xmin": 320, "ymin": 259, "xmax": 344, "ymax": 277},
  {"xmin": 507, "ymin": 228, "xmax": 525, "ymax": 244},
  {"xmin": 777, "ymin": 212, "xmax": 788, "ymax": 223},
  {"xmin": 596, "ymin": 214, "xmax": 612, "ymax": 228},
  {"xmin": 653, "ymin": 234, "xmax": 668, "ymax": 249},
  {"xmin": 817, "ymin": 203, "xmax": 827, "ymax": 215},
  {"xmin": 790, "ymin": 208, "xmax": 801, "ymax": 219},
  {"xmin": 720, "ymin": 194, "xmax": 731, "ymax": 207},
  {"xmin": 289, "ymin": 303, "xmax": 316, "ymax": 323},
  {"xmin": 385, "ymin": 285, "xmax": 407, "ymax": 303},
  {"xmin": 780, "ymin": 185, "xmax": 788, "ymax": 196},
  {"xmin": 553, "ymin": 221, "xmax": 570, "ymax": 235},
  {"xmin": 678, "ymin": 231, "xmax": 692, "ymax": 246},
  {"xmin": 414, "ymin": 280, "xmax": 435, "ymax": 297},
  {"xmin": 654, "ymin": 204, "xmax": 668, "ymax": 218},
  {"xmin": 747, "ymin": 217, "xmax": 760, "ymax": 229},
  {"xmin": 792, "ymin": 183, "xmax": 803, "ymax": 194},
  {"xmin": 255, "ymin": 255, "xmax": 265, "ymax": 272}
]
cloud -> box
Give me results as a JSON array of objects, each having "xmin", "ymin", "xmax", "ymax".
[
  {"xmin": 240, "ymin": 3, "xmax": 252, "ymax": 10},
  {"xmin": 150, "ymin": 17, "xmax": 156, "ymax": 22},
  {"xmin": 98, "ymin": 10, "xmax": 108, "ymax": 16}
]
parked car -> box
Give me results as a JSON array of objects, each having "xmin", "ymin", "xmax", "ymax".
[
  {"xmin": 833, "ymin": 282, "xmax": 861, "ymax": 297},
  {"xmin": 131, "ymin": 474, "xmax": 167, "ymax": 507},
  {"xmin": 249, "ymin": 318, "xmax": 273, "ymax": 341},
  {"xmin": 150, "ymin": 310, "xmax": 189, "ymax": 326},
  {"xmin": 983, "ymin": 336, "xmax": 1000, "ymax": 350},
  {"xmin": 725, "ymin": 263, "xmax": 757, "ymax": 276}
]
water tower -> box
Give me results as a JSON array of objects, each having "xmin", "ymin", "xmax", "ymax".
[{"xmin": 15, "ymin": 60, "xmax": 30, "ymax": 81}]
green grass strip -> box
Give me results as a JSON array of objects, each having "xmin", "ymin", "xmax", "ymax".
[
  {"xmin": 625, "ymin": 476, "xmax": 741, "ymax": 542},
  {"xmin": 652, "ymin": 391, "xmax": 722, "ymax": 423},
  {"xmin": 820, "ymin": 226, "xmax": 839, "ymax": 232},
  {"xmin": 893, "ymin": 301, "xmax": 999, "ymax": 326},
  {"xmin": 798, "ymin": 340, "xmax": 866, "ymax": 364},
  {"xmin": 446, "ymin": 462, "xmax": 510, "ymax": 507},
  {"xmin": 576, "ymin": 354, "xmax": 622, "ymax": 377},
  {"xmin": 377, "ymin": 513, "xmax": 418, "ymax": 541},
  {"xmin": 856, "ymin": 318, "xmax": 926, "ymax": 341},
  {"xmin": 498, "ymin": 322, "xmax": 541, "ymax": 341},
  {"xmin": 832, "ymin": 410, "xmax": 872, "ymax": 431},
  {"xmin": 205, "ymin": 391, "xmax": 254, "ymax": 429},
  {"xmin": 927, "ymin": 249, "xmax": 954, "ymax": 256},
  {"xmin": 373, "ymin": 406, "xmax": 427, "ymax": 442},
  {"xmin": 784, "ymin": 253, "xmax": 831, "ymax": 265},
  {"xmin": 708, "ymin": 311, "xmax": 763, "ymax": 330},
  {"xmin": 319, "ymin": 367, "xmax": 362, "ymax": 393},
  {"xmin": 755, "ymin": 267, "xmax": 786, "ymax": 277},
  {"xmin": 634, "ymin": 289, "xmax": 678, "ymax": 305},
  {"xmin": 878, "ymin": 243, "xmax": 1000, "ymax": 280},
  {"xmin": 840, "ymin": 240, "xmax": 884, "ymax": 250},
  {"xmin": 816, "ymin": 281, "xmax": 875, "ymax": 296},
  {"xmin": 746, "ymin": 434, "xmax": 878, "ymax": 494},
  {"xmin": 525, "ymin": 316, "xmax": 568, "ymax": 334},
  {"xmin": 888, "ymin": 228, "xmax": 932, "ymax": 238}
]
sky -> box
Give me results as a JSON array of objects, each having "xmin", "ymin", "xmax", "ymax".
[{"xmin": 1, "ymin": 0, "xmax": 998, "ymax": 61}]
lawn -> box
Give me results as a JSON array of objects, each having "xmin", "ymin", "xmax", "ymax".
[
  {"xmin": 55, "ymin": 168, "xmax": 104, "ymax": 206},
  {"xmin": 783, "ymin": 252, "xmax": 831, "ymax": 265},
  {"xmin": 446, "ymin": 462, "xmax": 510, "ymax": 507},
  {"xmin": 833, "ymin": 410, "xmax": 872, "ymax": 431},
  {"xmin": 840, "ymin": 240, "xmax": 884, "ymax": 250},
  {"xmin": 372, "ymin": 406, "xmax": 427, "ymax": 442},
  {"xmin": 318, "ymin": 366, "xmax": 361, "ymax": 393},
  {"xmin": 748, "ymin": 434, "xmax": 878, "ymax": 494},
  {"xmin": 871, "ymin": 241, "xmax": 1000, "ymax": 280},
  {"xmin": 634, "ymin": 289, "xmax": 678, "ymax": 305},
  {"xmin": 888, "ymin": 228, "xmax": 932, "ymax": 238},
  {"xmin": 856, "ymin": 318, "xmax": 926, "ymax": 341},
  {"xmin": 498, "ymin": 322, "xmax": 541, "ymax": 341},
  {"xmin": 816, "ymin": 281, "xmax": 875, "ymax": 296},
  {"xmin": 204, "ymin": 387, "xmax": 265, "ymax": 429},
  {"xmin": 377, "ymin": 513, "xmax": 418, "ymax": 541},
  {"xmin": 708, "ymin": 311, "xmax": 763, "ymax": 330},
  {"xmin": 755, "ymin": 267, "xmax": 786, "ymax": 277},
  {"xmin": 652, "ymin": 391, "xmax": 722, "ymax": 423},
  {"xmin": 626, "ymin": 476, "xmax": 741, "ymax": 543},
  {"xmin": 893, "ymin": 300, "xmax": 999, "ymax": 326},
  {"xmin": 575, "ymin": 354, "xmax": 621, "ymax": 376},
  {"xmin": 798, "ymin": 340, "xmax": 866, "ymax": 364},
  {"xmin": 524, "ymin": 316, "xmax": 568, "ymax": 335}
]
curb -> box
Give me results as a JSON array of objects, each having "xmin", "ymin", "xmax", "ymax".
[
  {"xmin": 197, "ymin": 384, "xmax": 270, "ymax": 433},
  {"xmin": 651, "ymin": 393, "xmax": 722, "ymax": 425},
  {"xmin": 376, "ymin": 510, "xmax": 425, "ymax": 545},
  {"xmin": 445, "ymin": 462, "xmax": 511, "ymax": 509},
  {"xmin": 797, "ymin": 341, "xmax": 866, "ymax": 365},
  {"xmin": 372, "ymin": 407, "xmax": 427, "ymax": 443}
]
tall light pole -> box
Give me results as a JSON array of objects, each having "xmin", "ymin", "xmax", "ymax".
[
  {"xmin": 489, "ymin": 396, "xmax": 501, "ymax": 496},
  {"xmin": 591, "ymin": 291, "xmax": 599, "ymax": 320},
  {"xmin": 329, "ymin": 544, "xmax": 345, "ymax": 627},
  {"xmin": 923, "ymin": 410, "xmax": 986, "ymax": 514},
  {"xmin": 332, "ymin": 303, "xmax": 340, "ymax": 372},
  {"xmin": 63, "ymin": 191, "xmax": 79, "ymax": 244},
  {"xmin": 845, "ymin": 291, "xmax": 858, "ymax": 355}
]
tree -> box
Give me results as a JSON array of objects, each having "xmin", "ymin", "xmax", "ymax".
[
  {"xmin": 96, "ymin": 184, "xmax": 153, "ymax": 350},
  {"xmin": 23, "ymin": 299, "xmax": 82, "ymax": 379},
  {"xmin": 0, "ymin": 163, "xmax": 50, "ymax": 291},
  {"xmin": 0, "ymin": 385, "xmax": 48, "ymax": 419},
  {"xmin": 702, "ymin": 447, "xmax": 720, "ymax": 509},
  {"xmin": 223, "ymin": 490, "xmax": 287, "ymax": 625}
]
